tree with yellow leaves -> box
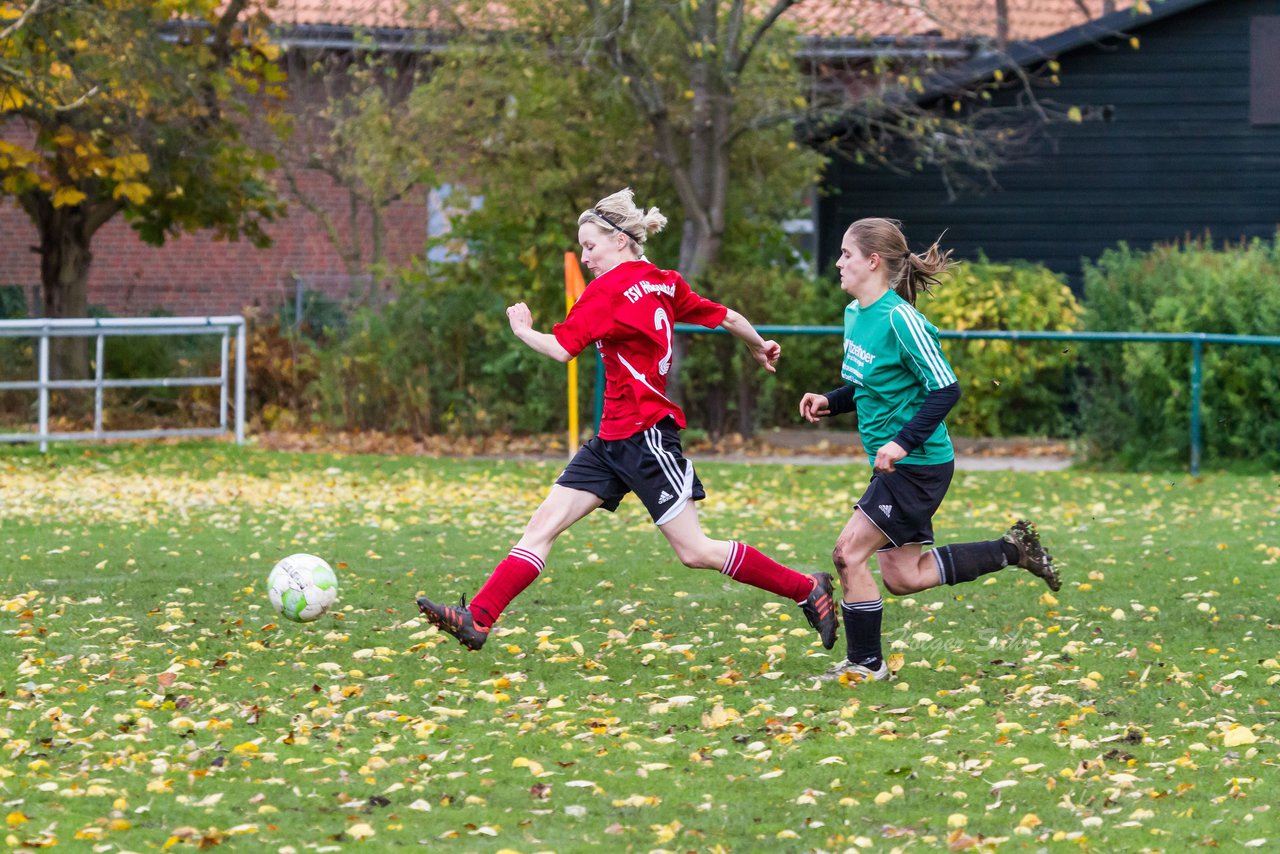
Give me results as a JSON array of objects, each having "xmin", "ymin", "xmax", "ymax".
[{"xmin": 0, "ymin": 0, "xmax": 283, "ymax": 377}]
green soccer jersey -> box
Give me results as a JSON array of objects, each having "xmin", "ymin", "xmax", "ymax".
[{"xmin": 840, "ymin": 289, "xmax": 957, "ymax": 466}]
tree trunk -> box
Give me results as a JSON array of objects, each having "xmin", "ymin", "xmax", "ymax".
[
  {"xmin": 368, "ymin": 201, "xmax": 385, "ymax": 305},
  {"xmin": 20, "ymin": 191, "xmax": 119, "ymax": 382},
  {"xmin": 37, "ymin": 204, "xmax": 95, "ymax": 380},
  {"xmin": 675, "ymin": 34, "xmax": 730, "ymax": 279},
  {"xmin": 669, "ymin": 9, "xmax": 732, "ymax": 409}
]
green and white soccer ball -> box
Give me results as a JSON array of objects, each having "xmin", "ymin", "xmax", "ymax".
[{"xmin": 267, "ymin": 553, "xmax": 338, "ymax": 623}]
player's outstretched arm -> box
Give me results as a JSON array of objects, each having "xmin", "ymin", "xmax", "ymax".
[
  {"xmin": 720, "ymin": 308, "xmax": 780, "ymax": 373},
  {"xmin": 507, "ymin": 302, "xmax": 572, "ymax": 363}
]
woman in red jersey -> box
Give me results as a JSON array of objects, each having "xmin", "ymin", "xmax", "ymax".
[{"xmin": 416, "ymin": 189, "xmax": 837, "ymax": 653}]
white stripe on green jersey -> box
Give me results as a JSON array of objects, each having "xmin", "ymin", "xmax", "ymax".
[{"xmin": 890, "ymin": 303, "xmax": 957, "ymax": 389}]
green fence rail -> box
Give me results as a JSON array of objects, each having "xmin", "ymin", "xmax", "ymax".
[{"xmin": 587, "ymin": 326, "xmax": 1280, "ymax": 476}]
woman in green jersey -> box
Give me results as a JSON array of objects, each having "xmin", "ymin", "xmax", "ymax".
[{"xmin": 798, "ymin": 217, "xmax": 1060, "ymax": 683}]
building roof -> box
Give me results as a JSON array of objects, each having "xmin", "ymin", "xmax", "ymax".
[
  {"xmin": 264, "ymin": 0, "xmax": 1134, "ymax": 42},
  {"xmin": 802, "ymin": 0, "xmax": 1205, "ymax": 141},
  {"xmin": 267, "ymin": 1, "xmax": 413, "ymax": 29},
  {"xmin": 919, "ymin": 0, "xmax": 1211, "ymax": 98},
  {"xmin": 790, "ymin": 1, "xmax": 1130, "ymax": 41}
]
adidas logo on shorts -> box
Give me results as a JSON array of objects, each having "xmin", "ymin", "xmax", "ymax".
[
  {"xmin": 657, "ymin": 490, "xmax": 674, "ymax": 504},
  {"xmin": 879, "ymin": 504, "xmax": 893, "ymax": 517}
]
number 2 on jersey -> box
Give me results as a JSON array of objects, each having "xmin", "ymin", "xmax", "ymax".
[{"xmin": 654, "ymin": 308, "xmax": 673, "ymax": 376}]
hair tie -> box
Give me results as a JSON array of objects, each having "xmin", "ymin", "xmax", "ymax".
[{"xmin": 590, "ymin": 208, "xmax": 642, "ymax": 244}]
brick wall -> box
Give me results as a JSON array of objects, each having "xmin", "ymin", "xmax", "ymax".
[{"xmin": 0, "ymin": 167, "xmax": 427, "ymax": 318}]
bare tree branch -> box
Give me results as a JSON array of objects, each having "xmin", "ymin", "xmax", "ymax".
[
  {"xmin": 733, "ymin": 0, "xmax": 799, "ymax": 76},
  {"xmin": 52, "ymin": 84, "xmax": 99, "ymax": 111},
  {"xmin": 84, "ymin": 197, "xmax": 123, "ymax": 235},
  {"xmin": 723, "ymin": 0, "xmax": 746, "ymax": 66},
  {"xmin": 0, "ymin": 0, "xmax": 46, "ymax": 42},
  {"xmin": 211, "ymin": 0, "xmax": 250, "ymax": 62},
  {"xmin": 660, "ymin": 3, "xmax": 694, "ymax": 44},
  {"xmin": 586, "ymin": 0, "xmax": 666, "ymax": 118},
  {"xmin": 282, "ymin": 163, "xmax": 362, "ymax": 277}
]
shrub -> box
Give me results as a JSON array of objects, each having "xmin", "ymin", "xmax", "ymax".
[
  {"xmin": 678, "ymin": 265, "xmax": 839, "ymax": 438},
  {"xmin": 1080, "ymin": 236, "xmax": 1280, "ymax": 469},
  {"xmin": 0, "ymin": 285, "xmax": 27, "ymax": 319},
  {"xmin": 919, "ymin": 257, "xmax": 1083, "ymax": 437},
  {"xmin": 242, "ymin": 313, "xmax": 321, "ymax": 432},
  {"xmin": 285, "ymin": 254, "xmax": 1084, "ymax": 441},
  {"xmin": 276, "ymin": 287, "xmax": 350, "ymax": 341},
  {"xmin": 306, "ymin": 254, "xmax": 573, "ymax": 437},
  {"xmin": 305, "ymin": 292, "xmax": 438, "ymax": 437},
  {"xmin": 0, "ymin": 287, "xmax": 33, "ymax": 426}
]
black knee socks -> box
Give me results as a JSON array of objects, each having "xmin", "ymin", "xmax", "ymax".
[
  {"xmin": 932, "ymin": 539, "xmax": 1020, "ymax": 586},
  {"xmin": 842, "ymin": 597, "xmax": 884, "ymax": 667}
]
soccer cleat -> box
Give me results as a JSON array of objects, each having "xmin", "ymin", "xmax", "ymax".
[
  {"xmin": 818, "ymin": 657, "xmax": 891, "ymax": 684},
  {"xmin": 416, "ymin": 595, "xmax": 490, "ymax": 651},
  {"xmin": 1003, "ymin": 519, "xmax": 1061, "ymax": 592},
  {"xmin": 799, "ymin": 572, "xmax": 838, "ymax": 650}
]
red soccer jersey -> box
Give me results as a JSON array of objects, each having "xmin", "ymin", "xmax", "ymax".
[{"xmin": 553, "ymin": 260, "xmax": 728, "ymax": 440}]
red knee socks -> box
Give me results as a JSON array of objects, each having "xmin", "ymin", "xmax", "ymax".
[
  {"xmin": 720, "ymin": 542, "xmax": 813, "ymax": 603},
  {"xmin": 469, "ymin": 548, "xmax": 544, "ymax": 628}
]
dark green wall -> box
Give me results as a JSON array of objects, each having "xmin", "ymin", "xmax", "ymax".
[{"xmin": 817, "ymin": 0, "xmax": 1280, "ymax": 287}]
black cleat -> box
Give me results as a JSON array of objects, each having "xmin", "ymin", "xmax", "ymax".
[
  {"xmin": 1004, "ymin": 520, "xmax": 1060, "ymax": 592},
  {"xmin": 416, "ymin": 595, "xmax": 490, "ymax": 650},
  {"xmin": 799, "ymin": 572, "xmax": 838, "ymax": 650}
]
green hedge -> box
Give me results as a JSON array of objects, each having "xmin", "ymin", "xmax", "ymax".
[
  {"xmin": 676, "ymin": 265, "xmax": 839, "ymax": 438},
  {"xmin": 246, "ymin": 234, "xmax": 1280, "ymax": 473},
  {"xmin": 919, "ymin": 257, "xmax": 1083, "ymax": 437},
  {"xmin": 1080, "ymin": 236, "xmax": 1280, "ymax": 469},
  {"xmin": 678, "ymin": 257, "xmax": 1084, "ymax": 440},
  {"xmin": 304, "ymin": 250, "xmax": 576, "ymax": 438}
]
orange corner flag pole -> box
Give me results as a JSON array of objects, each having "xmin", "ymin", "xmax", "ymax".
[{"xmin": 564, "ymin": 252, "xmax": 587, "ymax": 457}]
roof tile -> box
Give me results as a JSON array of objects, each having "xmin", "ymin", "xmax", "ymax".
[
  {"xmin": 789, "ymin": 1, "xmax": 1131, "ymax": 41},
  {"xmin": 265, "ymin": 0, "xmax": 1131, "ymax": 41}
]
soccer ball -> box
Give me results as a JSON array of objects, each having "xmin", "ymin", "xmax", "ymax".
[{"xmin": 267, "ymin": 553, "xmax": 338, "ymax": 623}]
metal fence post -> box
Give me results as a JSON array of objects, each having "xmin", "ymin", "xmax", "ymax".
[
  {"xmin": 38, "ymin": 331, "xmax": 48, "ymax": 453},
  {"xmin": 219, "ymin": 332, "xmax": 229, "ymax": 431},
  {"xmin": 94, "ymin": 333, "xmax": 105, "ymax": 436},
  {"xmin": 235, "ymin": 317, "xmax": 246, "ymax": 445},
  {"xmin": 1189, "ymin": 338, "xmax": 1203, "ymax": 477}
]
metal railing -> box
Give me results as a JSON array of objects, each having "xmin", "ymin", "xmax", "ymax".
[
  {"xmin": 638, "ymin": 325, "xmax": 1280, "ymax": 476},
  {"xmin": 0, "ymin": 316, "xmax": 246, "ymax": 452}
]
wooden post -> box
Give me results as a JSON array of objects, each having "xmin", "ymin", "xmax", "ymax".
[{"xmin": 564, "ymin": 252, "xmax": 587, "ymax": 457}]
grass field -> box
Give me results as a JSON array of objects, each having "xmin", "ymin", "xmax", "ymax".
[{"xmin": 1, "ymin": 442, "xmax": 1278, "ymax": 852}]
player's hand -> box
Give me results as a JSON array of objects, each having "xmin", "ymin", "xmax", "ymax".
[
  {"xmin": 506, "ymin": 302, "xmax": 533, "ymax": 334},
  {"xmin": 753, "ymin": 339, "xmax": 781, "ymax": 373},
  {"xmin": 798, "ymin": 393, "xmax": 830, "ymax": 423},
  {"xmin": 874, "ymin": 440, "xmax": 907, "ymax": 473}
]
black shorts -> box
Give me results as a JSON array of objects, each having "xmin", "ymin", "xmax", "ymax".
[
  {"xmin": 556, "ymin": 417, "xmax": 706, "ymax": 525},
  {"xmin": 856, "ymin": 460, "xmax": 954, "ymax": 550}
]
